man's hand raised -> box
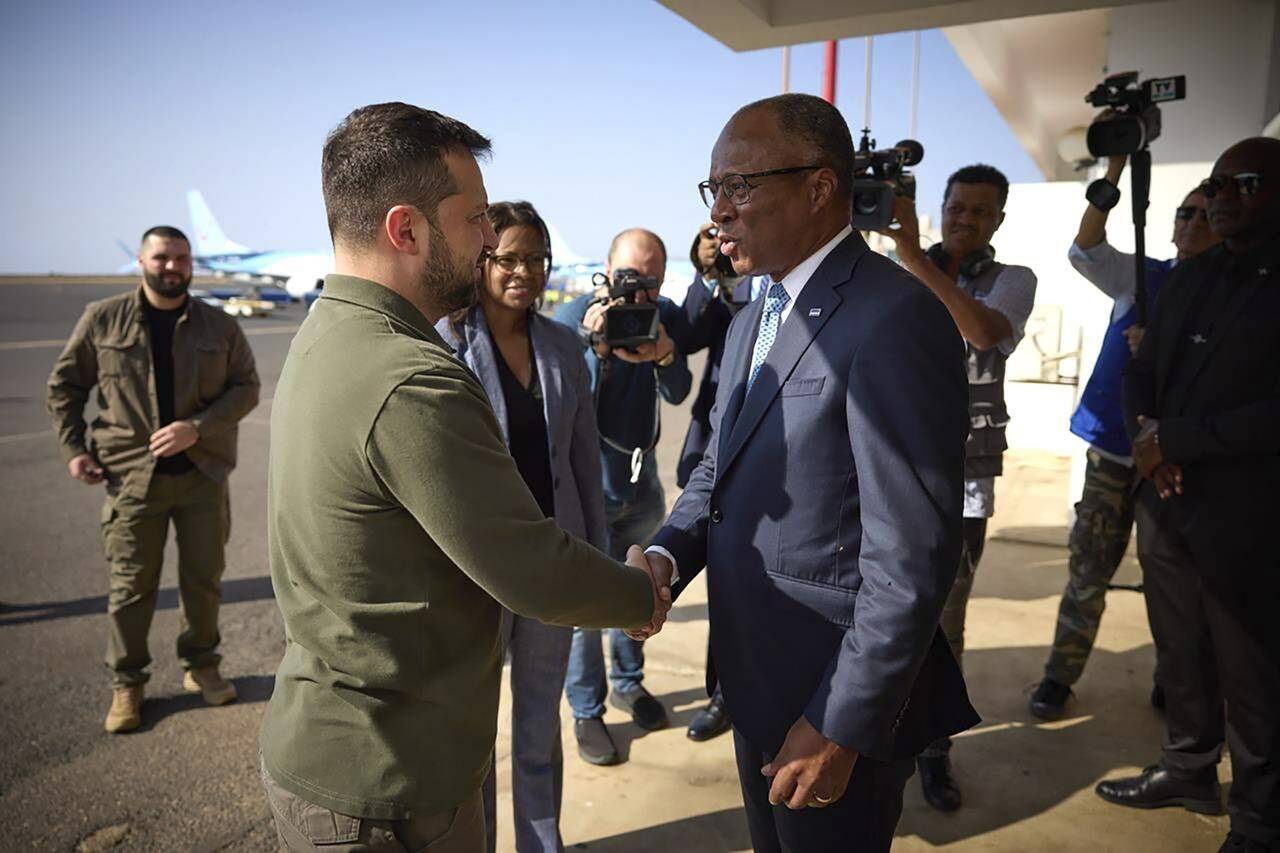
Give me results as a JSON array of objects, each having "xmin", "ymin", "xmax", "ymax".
[
  {"xmin": 762, "ymin": 715, "xmax": 859, "ymax": 810},
  {"xmin": 624, "ymin": 545, "xmax": 673, "ymax": 641}
]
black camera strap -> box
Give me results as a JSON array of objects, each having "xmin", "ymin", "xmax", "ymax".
[{"xmin": 594, "ymin": 357, "xmax": 662, "ymax": 485}]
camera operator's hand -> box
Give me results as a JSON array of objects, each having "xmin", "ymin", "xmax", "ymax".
[
  {"xmin": 582, "ymin": 293, "xmax": 613, "ymax": 359},
  {"xmin": 696, "ymin": 222, "xmax": 721, "ymax": 275},
  {"xmin": 614, "ymin": 321, "xmax": 676, "ymax": 366},
  {"xmin": 876, "ymin": 193, "xmax": 925, "ymax": 264},
  {"xmin": 1124, "ymin": 325, "xmax": 1144, "ymax": 356}
]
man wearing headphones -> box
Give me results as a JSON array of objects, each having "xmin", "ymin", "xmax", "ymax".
[{"xmin": 879, "ymin": 164, "xmax": 1038, "ymax": 813}]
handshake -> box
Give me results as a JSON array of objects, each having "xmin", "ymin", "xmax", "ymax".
[{"xmin": 622, "ymin": 545, "xmax": 675, "ymax": 641}]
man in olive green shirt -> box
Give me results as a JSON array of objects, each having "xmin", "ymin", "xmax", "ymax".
[
  {"xmin": 259, "ymin": 103, "xmax": 671, "ymax": 852},
  {"xmin": 47, "ymin": 225, "xmax": 260, "ymax": 733}
]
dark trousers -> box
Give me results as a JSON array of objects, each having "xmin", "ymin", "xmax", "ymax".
[
  {"xmin": 1137, "ymin": 497, "xmax": 1280, "ymax": 843},
  {"xmin": 922, "ymin": 517, "xmax": 987, "ymax": 758},
  {"xmin": 733, "ymin": 728, "xmax": 914, "ymax": 853}
]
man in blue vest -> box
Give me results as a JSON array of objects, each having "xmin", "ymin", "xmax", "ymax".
[{"xmin": 1029, "ymin": 155, "xmax": 1221, "ymax": 720}]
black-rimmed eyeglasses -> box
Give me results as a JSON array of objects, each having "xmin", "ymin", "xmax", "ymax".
[
  {"xmin": 1197, "ymin": 173, "xmax": 1263, "ymax": 199},
  {"xmin": 698, "ymin": 165, "xmax": 821, "ymax": 208},
  {"xmin": 489, "ymin": 253, "xmax": 550, "ymax": 274}
]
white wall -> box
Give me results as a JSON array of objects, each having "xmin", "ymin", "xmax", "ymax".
[{"xmin": 1107, "ymin": 0, "xmax": 1277, "ymax": 165}]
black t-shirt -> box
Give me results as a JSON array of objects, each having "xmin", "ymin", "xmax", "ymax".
[
  {"xmin": 143, "ymin": 299, "xmax": 196, "ymax": 475},
  {"xmin": 494, "ymin": 336, "xmax": 555, "ymax": 520}
]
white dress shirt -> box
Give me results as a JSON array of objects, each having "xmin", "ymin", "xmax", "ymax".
[{"xmin": 647, "ymin": 224, "xmax": 855, "ymax": 583}]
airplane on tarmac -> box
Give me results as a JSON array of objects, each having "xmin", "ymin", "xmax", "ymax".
[
  {"xmin": 117, "ymin": 190, "xmax": 334, "ymax": 300},
  {"xmin": 119, "ymin": 191, "xmax": 695, "ymax": 306}
]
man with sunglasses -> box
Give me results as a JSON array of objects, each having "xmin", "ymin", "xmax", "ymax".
[
  {"xmin": 1095, "ymin": 137, "xmax": 1280, "ymax": 853},
  {"xmin": 636, "ymin": 93, "xmax": 977, "ymax": 853},
  {"xmin": 1030, "ymin": 157, "xmax": 1221, "ymax": 722}
]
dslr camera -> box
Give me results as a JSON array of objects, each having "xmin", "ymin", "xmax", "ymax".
[
  {"xmin": 588, "ymin": 268, "xmax": 661, "ymax": 350},
  {"xmin": 852, "ymin": 129, "xmax": 924, "ymax": 231},
  {"xmin": 1085, "ymin": 71, "xmax": 1186, "ymax": 156}
]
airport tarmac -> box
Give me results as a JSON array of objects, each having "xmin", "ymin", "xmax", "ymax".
[{"xmin": 0, "ymin": 279, "xmax": 1229, "ymax": 851}]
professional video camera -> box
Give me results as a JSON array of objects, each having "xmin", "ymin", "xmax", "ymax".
[
  {"xmin": 588, "ymin": 267, "xmax": 661, "ymax": 350},
  {"xmin": 1081, "ymin": 71, "xmax": 1187, "ymax": 326},
  {"xmin": 851, "ymin": 129, "xmax": 924, "ymax": 231},
  {"xmin": 1085, "ymin": 71, "xmax": 1186, "ymax": 157}
]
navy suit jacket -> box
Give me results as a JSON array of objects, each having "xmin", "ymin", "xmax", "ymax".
[
  {"xmin": 651, "ymin": 232, "xmax": 979, "ymax": 761},
  {"xmin": 666, "ymin": 275, "xmax": 755, "ymax": 487}
]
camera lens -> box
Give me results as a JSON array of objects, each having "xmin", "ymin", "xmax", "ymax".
[{"xmin": 855, "ymin": 193, "xmax": 880, "ymax": 216}]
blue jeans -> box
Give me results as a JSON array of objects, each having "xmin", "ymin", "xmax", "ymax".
[{"xmin": 564, "ymin": 479, "xmax": 666, "ymax": 719}]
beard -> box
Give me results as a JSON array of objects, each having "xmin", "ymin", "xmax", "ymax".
[
  {"xmin": 144, "ymin": 269, "xmax": 191, "ymax": 299},
  {"xmin": 417, "ymin": 218, "xmax": 482, "ymax": 315}
]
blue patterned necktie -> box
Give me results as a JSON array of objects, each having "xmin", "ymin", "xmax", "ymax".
[{"xmin": 747, "ymin": 281, "xmax": 790, "ymax": 392}]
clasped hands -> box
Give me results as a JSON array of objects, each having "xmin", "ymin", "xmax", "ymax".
[
  {"xmin": 1133, "ymin": 416, "xmax": 1183, "ymax": 500},
  {"xmin": 623, "ymin": 546, "xmax": 673, "ymax": 641}
]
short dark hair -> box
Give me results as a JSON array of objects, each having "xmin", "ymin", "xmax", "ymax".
[
  {"xmin": 140, "ymin": 225, "xmax": 189, "ymax": 249},
  {"xmin": 321, "ymin": 102, "xmax": 491, "ymax": 248},
  {"xmin": 608, "ymin": 228, "xmax": 667, "ymax": 268},
  {"xmin": 486, "ymin": 200, "xmax": 552, "ymax": 271},
  {"xmin": 737, "ymin": 94, "xmax": 855, "ymax": 200},
  {"xmin": 945, "ymin": 164, "xmax": 1010, "ymax": 210}
]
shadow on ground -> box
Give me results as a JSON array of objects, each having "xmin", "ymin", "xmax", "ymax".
[
  {"xmin": 134, "ymin": 674, "xmax": 275, "ymax": 732},
  {"xmin": 0, "ymin": 575, "xmax": 275, "ymax": 627},
  {"xmin": 570, "ymin": 807, "xmax": 751, "ymax": 851}
]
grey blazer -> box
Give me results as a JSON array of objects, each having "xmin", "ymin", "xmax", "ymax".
[{"xmin": 437, "ymin": 306, "xmax": 608, "ymax": 552}]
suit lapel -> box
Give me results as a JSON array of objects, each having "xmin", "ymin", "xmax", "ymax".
[
  {"xmin": 717, "ymin": 234, "xmax": 865, "ymax": 478},
  {"xmin": 529, "ymin": 315, "xmax": 565, "ymax": 441},
  {"xmin": 716, "ymin": 297, "xmax": 763, "ymax": 456},
  {"xmin": 1169, "ymin": 280, "xmax": 1261, "ymax": 408},
  {"xmin": 465, "ymin": 309, "xmax": 510, "ymax": 446}
]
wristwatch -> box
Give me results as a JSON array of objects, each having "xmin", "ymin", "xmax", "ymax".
[{"xmin": 656, "ymin": 347, "xmax": 676, "ymax": 368}]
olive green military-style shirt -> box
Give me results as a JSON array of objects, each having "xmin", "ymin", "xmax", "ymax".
[
  {"xmin": 260, "ymin": 275, "xmax": 653, "ymax": 821},
  {"xmin": 46, "ymin": 287, "xmax": 260, "ymax": 498}
]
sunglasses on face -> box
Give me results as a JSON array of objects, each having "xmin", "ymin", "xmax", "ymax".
[
  {"xmin": 1174, "ymin": 206, "xmax": 1208, "ymax": 222},
  {"xmin": 1197, "ymin": 173, "xmax": 1263, "ymax": 199}
]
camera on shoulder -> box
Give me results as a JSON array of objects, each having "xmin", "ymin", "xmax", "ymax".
[
  {"xmin": 851, "ymin": 129, "xmax": 924, "ymax": 231},
  {"xmin": 587, "ymin": 268, "xmax": 661, "ymax": 350}
]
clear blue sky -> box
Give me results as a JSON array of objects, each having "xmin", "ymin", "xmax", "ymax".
[{"xmin": 0, "ymin": 0, "xmax": 1039, "ymax": 273}]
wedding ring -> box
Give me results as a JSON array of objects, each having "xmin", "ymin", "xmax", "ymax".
[{"xmin": 812, "ymin": 792, "xmax": 834, "ymax": 804}]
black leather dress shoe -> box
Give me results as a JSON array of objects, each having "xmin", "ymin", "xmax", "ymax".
[
  {"xmin": 917, "ymin": 755, "xmax": 962, "ymax": 812},
  {"xmin": 687, "ymin": 697, "xmax": 731, "ymax": 742},
  {"xmin": 1029, "ymin": 678, "xmax": 1072, "ymax": 721},
  {"xmin": 1095, "ymin": 763, "xmax": 1222, "ymax": 814},
  {"xmin": 610, "ymin": 685, "xmax": 669, "ymax": 731},
  {"xmin": 574, "ymin": 717, "xmax": 621, "ymax": 766}
]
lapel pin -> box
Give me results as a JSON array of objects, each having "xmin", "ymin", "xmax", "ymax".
[
  {"xmin": 808, "ymin": 307, "xmax": 822, "ymax": 318},
  {"xmin": 1190, "ymin": 333, "xmax": 1207, "ymax": 344}
]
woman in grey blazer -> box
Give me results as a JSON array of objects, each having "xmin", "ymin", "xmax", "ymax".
[{"xmin": 437, "ymin": 201, "xmax": 608, "ymax": 853}]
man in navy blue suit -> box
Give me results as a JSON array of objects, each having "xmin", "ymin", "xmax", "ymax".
[{"xmin": 631, "ymin": 94, "xmax": 978, "ymax": 851}]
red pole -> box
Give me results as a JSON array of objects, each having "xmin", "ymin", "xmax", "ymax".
[{"xmin": 823, "ymin": 40, "xmax": 838, "ymax": 104}]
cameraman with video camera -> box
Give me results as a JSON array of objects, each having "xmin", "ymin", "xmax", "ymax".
[
  {"xmin": 1028, "ymin": 154, "xmax": 1220, "ymax": 723},
  {"xmin": 554, "ymin": 228, "xmax": 691, "ymax": 767},
  {"xmin": 878, "ymin": 164, "xmax": 1038, "ymax": 814}
]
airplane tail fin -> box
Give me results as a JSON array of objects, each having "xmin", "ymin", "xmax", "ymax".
[
  {"xmin": 115, "ymin": 240, "xmax": 139, "ymax": 273},
  {"xmin": 186, "ymin": 190, "xmax": 250, "ymax": 256}
]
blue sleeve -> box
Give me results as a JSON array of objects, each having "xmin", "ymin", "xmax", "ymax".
[{"xmin": 656, "ymin": 298, "xmax": 692, "ymax": 405}]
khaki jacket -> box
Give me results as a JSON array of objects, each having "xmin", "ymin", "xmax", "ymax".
[
  {"xmin": 259, "ymin": 275, "xmax": 652, "ymax": 821},
  {"xmin": 46, "ymin": 287, "xmax": 260, "ymax": 497}
]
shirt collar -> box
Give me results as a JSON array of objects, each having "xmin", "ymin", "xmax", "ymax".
[
  {"xmin": 320, "ymin": 274, "xmax": 445, "ymax": 344},
  {"xmin": 767, "ymin": 225, "xmax": 854, "ymax": 303}
]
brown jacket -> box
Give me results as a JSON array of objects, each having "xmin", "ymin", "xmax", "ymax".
[{"xmin": 47, "ymin": 287, "xmax": 260, "ymax": 497}]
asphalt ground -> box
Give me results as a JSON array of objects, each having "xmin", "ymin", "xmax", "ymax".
[{"xmin": 0, "ymin": 279, "xmax": 1227, "ymax": 851}]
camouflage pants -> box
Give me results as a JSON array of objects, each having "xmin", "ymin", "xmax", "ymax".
[{"xmin": 1043, "ymin": 450, "xmax": 1136, "ymax": 685}]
